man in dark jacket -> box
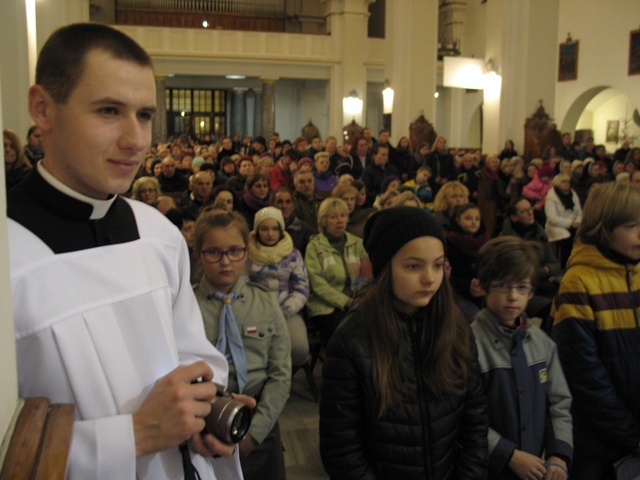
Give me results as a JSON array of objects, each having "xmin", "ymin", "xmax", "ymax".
[
  {"xmin": 501, "ymin": 197, "xmax": 562, "ymax": 324},
  {"xmin": 361, "ymin": 144, "xmax": 399, "ymax": 203}
]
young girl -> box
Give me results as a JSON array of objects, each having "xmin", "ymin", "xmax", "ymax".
[
  {"xmin": 193, "ymin": 210, "xmax": 291, "ymax": 480},
  {"xmin": 446, "ymin": 203, "xmax": 490, "ymax": 321},
  {"xmin": 247, "ymin": 207, "xmax": 310, "ymax": 367},
  {"xmin": 320, "ymin": 207, "xmax": 488, "ymax": 479},
  {"xmin": 551, "ymin": 182, "xmax": 640, "ymax": 480}
]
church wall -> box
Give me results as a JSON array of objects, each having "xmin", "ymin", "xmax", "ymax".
[{"xmin": 555, "ymin": 0, "xmax": 640, "ymax": 135}]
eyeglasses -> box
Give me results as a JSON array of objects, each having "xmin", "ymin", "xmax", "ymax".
[
  {"xmin": 517, "ymin": 207, "xmax": 534, "ymax": 214},
  {"xmin": 490, "ymin": 282, "xmax": 533, "ymax": 295},
  {"xmin": 200, "ymin": 247, "xmax": 247, "ymax": 264}
]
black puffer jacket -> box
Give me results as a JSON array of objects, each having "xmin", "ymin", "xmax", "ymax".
[{"xmin": 320, "ymin": 311, "xmax": 488, "ymax": 480}]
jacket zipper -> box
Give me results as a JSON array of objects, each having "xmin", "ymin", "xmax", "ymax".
[
  {"xmin": 410, "ymin": 317, "xmax": 432, "ymax": 477},
  {"xmin": 625, "ymin": 267, "xmax": 640, "ymax": 332}
]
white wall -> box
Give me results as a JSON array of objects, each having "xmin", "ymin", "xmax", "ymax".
[
  {"xmin": 555, "ymin": 0, "xmax": 640, "ymax": 134},
  {"xmin": 586, "ymin": 91, "xmax": 640, "ymax": 151},
  {"xmin": 275, "ymin": 79, "xmax": 329, "ymax": 142}
]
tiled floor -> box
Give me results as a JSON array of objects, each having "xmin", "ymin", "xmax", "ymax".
[{"xmin": 280, "ymin": 363, "xmax": 328, "ymax": 480}]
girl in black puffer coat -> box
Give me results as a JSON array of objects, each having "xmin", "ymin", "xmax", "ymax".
[{"xmin": 320, "ymin": 207, "xmax": 488, "ymax": 480}]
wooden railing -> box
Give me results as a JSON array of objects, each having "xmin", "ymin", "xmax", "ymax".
[{"xmin": 116, "ymin": 0, "xmax": 286, "ymax": 32}]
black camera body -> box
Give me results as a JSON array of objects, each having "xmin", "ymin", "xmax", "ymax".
[{"xmin": 202, "ymin": 383, "xmax": 252, "ymax": 444}]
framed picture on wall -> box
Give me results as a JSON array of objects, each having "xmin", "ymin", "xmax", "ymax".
[
  {"xmin": 629, "ymin": 28, "xmax": 640, "ymax": 75},
  {"xmin": 606, "ymin": 120, "xmax": 619, "ymax": 144},
  {"xmin": 558, "ymin": 38, "xmax": 579, "ymax": 81}
]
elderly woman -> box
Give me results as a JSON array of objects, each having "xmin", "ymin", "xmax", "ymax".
[
  {"xmin": 305, "ymin": 197, "xmax": 372, "ymax": 339},
  {"xmin": 331, "ymin": 181, "xmax": 374, "ymax": 238},
  {"xmin": 432, "ymin": 180, "xmax": 470, "ymax": 230},
  {"xmin": 4, "ymin": 129, "xmax": 32, "ymax": 191},
  {"xmin": 131, "ymin": 176, "xmax": 161, "ymax": 206},
  {"xmin": 314, "ymin": 151, "xmax": 338, "ymax": 197},
  {"xmin": 545, "ymin": 173, "xmax": 582, "ymax": 269}
]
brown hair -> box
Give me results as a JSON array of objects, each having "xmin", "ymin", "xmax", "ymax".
[
  {"xmin": 477, "ymin": 236, "xmax": 540, "ymax": 290},
  {"xmin": 36, "ymin": 23, "xmax": 152, "ymax": 104},
  {"xmin": 3, "ymin": 129, "xmax": 31, "ymax": 170},
  {"xmin": 193, "ymin": 209, "xmax": 249, "ymax": 254},
  {"xmin": 577, "ymin": 182, "xmax": 640, "ymax": 247},
  {"xmin": 362, "ymin": 262, "xmax": 473, "ymax": 416}
]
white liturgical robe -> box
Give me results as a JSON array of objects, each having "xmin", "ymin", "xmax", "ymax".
[{"xmin": 9, "ymin": 197, "xmax": 242, "ymax": 480}]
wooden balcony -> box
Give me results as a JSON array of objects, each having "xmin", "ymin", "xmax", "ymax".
[{"xmin": 116, "ymin": 0, "xmax": 286, "ymax": 32}]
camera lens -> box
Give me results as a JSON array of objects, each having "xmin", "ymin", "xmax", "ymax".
[{"xmin": 203, "ymin": 395, "xmax": 252, "ymax": 444}]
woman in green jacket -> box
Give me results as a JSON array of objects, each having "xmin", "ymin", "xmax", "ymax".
[{"xmin": 305, "ymin": 197, "xmax": 372, "ymax": 339}]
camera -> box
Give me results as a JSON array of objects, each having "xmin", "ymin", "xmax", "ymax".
[{"xmin": 201, "ymin": 383, "xmax": 252, "ymax": 444}]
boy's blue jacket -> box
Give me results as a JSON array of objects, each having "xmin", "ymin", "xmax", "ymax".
[{"xmin": 472, "ymin": 309, "xmax": 573, "ymax": 477}]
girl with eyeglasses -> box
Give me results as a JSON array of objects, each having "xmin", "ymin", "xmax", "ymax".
[{"xmin": 193, "ymin": 209, "xmax": 291, "ymax": 480}]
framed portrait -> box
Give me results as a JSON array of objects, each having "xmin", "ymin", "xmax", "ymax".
[
  {"xmin": 606, "ymin": 120, "xmax": 619, "ymax": 144},
  {"xmin": 629, "ymin": 28, "xmax": 640, "ymax": 75},
  {"xmin": 558, "ymin": 39, "xmax": 579, "ymax": 81}
]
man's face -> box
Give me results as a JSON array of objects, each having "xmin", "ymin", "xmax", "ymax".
[
  {"xmin": 295, "ymin": 173, "xmax": 315, "ymax": 198},
  {"xmin": 192, "ymin": 172, "xmax": 213, "ymax": 201},
  {"xmin": 363, "ymin": 128, "xmax": 372, "ymax": 141},
  {"xmin": 312, "ymin": 137, "xmax": 323, "ymax": 151},
  {"xmin": 28, "ymin": 128, "xmax": 44, "ymax": 150},
  {"xmin": 238, "ymin": 160, "xmax": 254, "ymax": 176},
  {"xmin": 296, "ymin": 140, "xmax": 308, "ymax": 153},
  {"xmin": 325, "ymin": 138, "xmax": 336, "ymax": 154},
  {"xmin": 379, "ymin": 131, "xmax": 389, "ymax": 144},
  {"xmin": 274, "ymin": 191, "xmax": 295, "ymax": 219},
  {"xmin": 562, "ymin": 134, "xmax": 571, "ymax": 146},
  {"xmin": 161, "ymin": 158, "xmax": 176, "ymax": 177},
  {"xmin": 222, "ymin": 137, "xmax": 232, "ymax": 150},
  {"xmin": 374, "ymin": 147, "xmax": 389, "ymax": 167},
  {"xmin": 511, "ymin": 199, "xmax": 535, "ymax": 225},
  {"xmin": 34, "ymin": 49, "xmax": 156, "ymax": 199}
]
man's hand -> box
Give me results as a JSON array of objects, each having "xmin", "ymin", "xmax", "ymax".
[
  {"xmin": 544, "ymin": 456, "xmax": 568, "ymax": 480},
  {"xmin": 188, "ymin": 393, "xmax": 257, "ymax": 458},
  {"xmin": 509, "ymin": 449, "xmax": 546, "ymax": 480},
  {"xmin": 238, "ymin": 434, "xmax": 257, "ymax": 457},
  {"xmin": 133, "ymin": 361, "xmax": 216, "ymax": 457}
]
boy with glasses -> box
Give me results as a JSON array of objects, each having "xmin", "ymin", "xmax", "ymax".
[{"xmin": 472, "ymin": 237, "xmax": 573, "ymax": 480}]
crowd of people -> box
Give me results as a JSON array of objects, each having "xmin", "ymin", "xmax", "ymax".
[{"xmin": 5, "ymin": 22, "xmax": 640, "ymax": 480}]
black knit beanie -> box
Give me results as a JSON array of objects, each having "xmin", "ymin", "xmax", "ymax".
[{"xmin": 363, "ymin": 207, "xmax": 446, "ymax": 277}]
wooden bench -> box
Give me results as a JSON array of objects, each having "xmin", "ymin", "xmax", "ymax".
[{"xmin": 0, "ymin": 398, "xmax": 74, "ymax": 480}]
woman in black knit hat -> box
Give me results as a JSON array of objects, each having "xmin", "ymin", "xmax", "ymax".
[{"xmin": 319, "ymin": 206, "xmax": 488, "ymax": 480}]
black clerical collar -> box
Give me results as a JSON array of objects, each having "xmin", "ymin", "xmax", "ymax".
[{"xmin": 38, "ymin": 162, "xmax": 116, "ymax": 220}]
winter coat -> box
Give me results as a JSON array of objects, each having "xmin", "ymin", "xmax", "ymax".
[
  {"xmin": 522, "ymin": 174, "xmax": 552, "ymax": 209},
  {"xmin": 320, "ymin": 309, "xmax": 489, "ymax": 480},
  {"xmin": 304, "ymin": 232, "xmax": 371, "ymax": 317},
  {"xmin": 551, "ymin": 242, "xmax": 640, "ymax": 473},
  {"xmin": 544, "ymin": 188, "xmax": 582, "ymax": 242}
]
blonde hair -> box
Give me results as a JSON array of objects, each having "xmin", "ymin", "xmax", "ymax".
[
  {"xmin": 317, "ymin": 197, "xmax": 348, "ymax": 233},
  {"xmin": 433, "ymin": 181, "xmax": 469, "ymax": 212},
  {"xmin": 390, "ymin": 191, "xmax": 421, "ymax": 208},
  {"xmin": 552, "ymin": 173, "xmax": 571, "ymax": 188},
  {"xmin": 577, "ymin": 182, "xmax": 640, "ymax": 247},
  {"xmin": 331, "ymin": 182, "xmax": 358, "ymax": 199},
  {"xmin": 431, "ymin": 135, "xmax": 447, "ymax": 152},
  {"xmin": 131, "ymin": 176, "xmax": 161, "ymax": 200}
]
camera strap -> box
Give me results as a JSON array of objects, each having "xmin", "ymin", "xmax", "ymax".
[{"xmin": 179, "ymin": 442, "xmax": 203, "ymax": 480}]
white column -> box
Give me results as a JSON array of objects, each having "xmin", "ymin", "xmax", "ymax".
[
  {"xmin": 0, "ymin": 0, "xmax": 24, "ymax": 440},
  {"xmin": 385, "ymin": 0, "xmax": 439, "ymax": 141},
  {"xmin": 482, "ymin": 0, "xmax": 559, "ymax": 154},
  {"xmin": 324, "ymin": 0, "xmax": 373, "ymax": 138}
]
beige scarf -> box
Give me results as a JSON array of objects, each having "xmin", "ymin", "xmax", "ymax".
[{"xmin": 248, "ymin": 231, "xmax": 294, "ymax": 266}]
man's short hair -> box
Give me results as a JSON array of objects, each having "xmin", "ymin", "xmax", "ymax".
[
  {"xmin": 371, "ymin": 143, "xmax": 388, "ymax": 156},
  {"xmin": 36, "ymin": 23, "xmax": 152, "ymax": 104},
  {"xmin": 506, "ymin": 197, "xmax": 529, "ymax": 217}
]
